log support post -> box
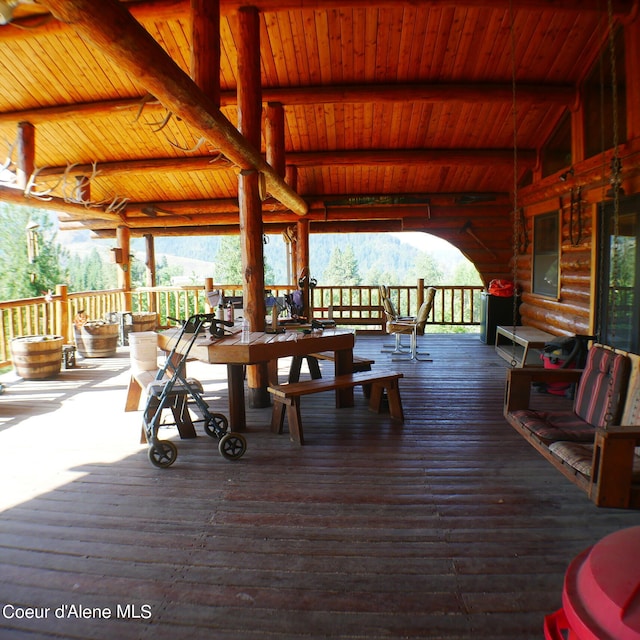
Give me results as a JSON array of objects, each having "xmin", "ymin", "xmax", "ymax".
[
  {"xmin": 286, "ymin": 165, "xmax": 299, "ymax": 285},
  {"xmin": 116, "ymin": 225, "xmax": 132, "ymax": 311},
  {"xmin": 204, "ymin": 277, "xmax": 215, "ymax": 311},
  {"xmin": 190, "ymin": 0, "xmax": 221, "ymax": 106},
  {"xmin": 16, "ymin": 121, "xmax": 35, "ymax": 191},
  {"xmin": 265, "ymin": 102, "xmax": 286, "ymax": 177},
  {"xmin": 55, "ymin": 284, "xmax": 69, "ymax": 343},
  {"xmin": 296, "ymin": 217, "xmax": 310, "ymax": 317},
  {"xmin": 144, "ymin": 233, "xmax": 157, "ymax": 312},
  {"xmin": 238, "ymin": 5, "xmax": 269, "ymax": 408}
]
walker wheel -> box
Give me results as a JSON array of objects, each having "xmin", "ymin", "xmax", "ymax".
[
  {"xmin": 204, "ymin": 413, "xmax": 229, "ymax": 438},
  {"xmin": 148, "ymin": 440, "xmax": 178, "ymax": 468},
  {"xmin": 218, "ymin": 432, "xmax": 246, "ymax": 461}
]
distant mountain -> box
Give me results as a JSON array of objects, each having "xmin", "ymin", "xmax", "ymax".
[
  {"xmin": 56, "ymin": 224, "xmax": 470, "ymax": 285},
  {"xmin": 151, "ymin": 232, "xmax": 466, "ymax": 284}
]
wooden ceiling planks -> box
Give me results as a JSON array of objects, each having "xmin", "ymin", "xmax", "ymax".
[
  {"xmin": 0, "ymin": 1, "xmax": 632, "ymax": 252},
  {"xmin": 219, "ymin": 16, "xmax": 239, "ymax": 89}
]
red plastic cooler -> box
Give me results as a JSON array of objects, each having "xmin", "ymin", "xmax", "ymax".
[{"xmin": 544, "ymin": 526, "xmax": 640, "ymax": 639}]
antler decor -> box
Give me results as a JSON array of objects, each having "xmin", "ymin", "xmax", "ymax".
[
  {"xmin": 0, "ymin": 138, "xmax": 17, "ymax": 186},
  {"xmin": 134, "ymin": 93, "xmax": 229, "ymax": 160},
  {"xmin": 24, "ymin": 161, "xmax": 128, "ymax": 213}
]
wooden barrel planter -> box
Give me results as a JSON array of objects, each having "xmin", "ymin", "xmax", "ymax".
[
  {"xmin": 74, "ymin": 321, "xmax": 119, "ymax": 358},
  {"xmin": 10, "ymin": 335, "xmax": 64, "ymax": 380},
  {"xmin": 132, "ymin": 312, "xmax": 157, "ymax": 333}
]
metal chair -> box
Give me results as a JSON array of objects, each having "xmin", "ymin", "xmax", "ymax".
[
  {"xmin": 380, "ymin": 287, "xmax": 413, "ymax": 354},
  {"xmin": 386, "ymin": 287, "xmax": 436, "ymax": 361}
]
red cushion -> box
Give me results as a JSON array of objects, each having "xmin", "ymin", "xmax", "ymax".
[{"xmin": 574, "ymin": 347, "xmax": 630, "ymax": 427}]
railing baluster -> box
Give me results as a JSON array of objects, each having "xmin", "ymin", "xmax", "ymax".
[{"xmin": 0, "ymin": 284, "xmax": 484, "ymax": 367}]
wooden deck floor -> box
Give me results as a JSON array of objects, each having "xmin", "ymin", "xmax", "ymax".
[{"xmin": 1, "ymin": 333, "xmax": 639, "ymax": 639}]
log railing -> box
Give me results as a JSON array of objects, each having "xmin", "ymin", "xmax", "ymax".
[{"xmin": 0, "ymin": 283, "xmax": 483, "ymax": 368}]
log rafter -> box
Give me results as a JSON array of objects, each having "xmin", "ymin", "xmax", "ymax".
[
  {"xmin": 0, "ymin": 83, "xmax": 576, "ymax": 127},
  {"xmin": 2, "ymin": 0, "xmax": 634, "ymax": 41},
  {"xmin": 36, "ymin": 0, "xmax": 308, "ymax": 216},
  {"xmin": 58, "ymin": 202, "xmax": 510, "ymax": 231},
  {"xmin": 32, "ymin": 148, "xmax": 536, "ymax": 182}
]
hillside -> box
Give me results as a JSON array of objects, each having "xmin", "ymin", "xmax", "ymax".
[{"xmin": 57, "ymin": 226, "xmax": 473, "ymax": 286}]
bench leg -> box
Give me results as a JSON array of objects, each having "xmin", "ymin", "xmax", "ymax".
[
  {"xmin": 286, "ymin": 398, "xmax": 305, "ymax": 445},
  {"xmin": 369, "ymin": 381, "xmax": 404, "ymax": 422},
  {"xmin": 171, "ymin": 395, "xmax": 197, "ymax": 439},
  {"xmin": 386, "ymin": 380, "xmax": 404, "ymax": 422},
  {"xmin": 125, "ymin": 376, "xmax": 144, "ymax": 412},
  {"xmin": 289, "ymin": 355, "xmax": 322, "ymax": 383},
  {"xmin": 369, "ymin": 383, "xmax": 384, "ymax": 413},
  {"xmin": 288, "ymin": 356, "xmax": 303, "ymax": 383},
  {"xmin": 271, "ymin": 399, "xmax": 287, "ymax": 434},
  {"xmin": 307, "ymin": 356, "xmax": 322, "ymax": 380}
]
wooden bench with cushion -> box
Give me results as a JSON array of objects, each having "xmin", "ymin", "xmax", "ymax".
[
  {"xmin": 269, "ymin": 370, "xmax": 404, "ymax": 445},
  {"xmin": 504, "ymin": 343, "xmax": 640, "ymax": 508}
]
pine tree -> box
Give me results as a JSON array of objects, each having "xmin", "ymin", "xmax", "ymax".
[
  {"xmin": 0, "ymin": 203, "xmax": 68, "ymax": 300},
  {"xmin": 214, "ymin": 236, "xmax": 275, "ymax": 284},
  {"xmin": 322, "ymin": 244, "xmax": 361, "ymax": 285}
]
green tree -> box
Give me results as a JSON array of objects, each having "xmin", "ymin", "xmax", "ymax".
[
  {"xmin": 323, "ymin": 245, "xmax": 361, "ymax": 285},
  {"xmin": 67, "ymin": 248, "xmax": 117, "ymax": 292},
  {"xmin": 155, "ymin": 255, "xmax": 182, "ymax": 286},
  {"xmin": 214, "ymin": 236, "xmax": 275, "ymax": 284},
  {"xmin": 0, "ymin": 204, "xmax": 68, "ymax": 300},
  {"xmin": 451, "ymin": 260, "xmax": 483, "ymax": 286},
  {"xmin": 407, "ymin": 252, "xmax": 445, "ymax": 285}
]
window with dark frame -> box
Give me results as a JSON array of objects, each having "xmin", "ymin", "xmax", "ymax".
[
  {"xmin": 532, "ymin": 212, "xmax": 560, "ymax": 298},
  {"xmin": 541, "ymin": 110, "xmax": 572, "ymax": 178},
  {"xmin": 583, "ymin": 26, "xmax": 626, "ymax": 159},
  {"xmin": 597, "ymin": 195, "xmax": 640, "ymax": 353}
]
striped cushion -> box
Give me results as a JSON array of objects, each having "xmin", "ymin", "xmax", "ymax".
[
  {"xmin": 548, "ymin": 441, "xmax": 595, "ymax": 476},
  {"xmin": 511, "ymin": 409, "xmax": 595, "ymax": 445},
  {"xmin": 574, "ymin": 346, "xmax": 630, "ymax": 427},
  {"xmin": 550, "ymin": 442, "xmax": 640, "ymax": 481}
]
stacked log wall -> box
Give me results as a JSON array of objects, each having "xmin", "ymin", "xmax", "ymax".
[{"xmin": 517, "ymin": 147, "xmax": 640, "ymax": 338}]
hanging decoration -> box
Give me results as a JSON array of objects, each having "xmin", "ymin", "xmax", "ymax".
[{"xmin": 26, "ymin": 219, "xmax": 39, "ymax": 263}]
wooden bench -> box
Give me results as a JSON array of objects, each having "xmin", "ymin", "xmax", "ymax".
[
  {"xmin": 124, "ymin": 369, "xmax": 197, "ymax": 442},
  {"xmin": 269, "ymin": 370, "xmax": 404, "ymax": 445},
  {"xmin": 124, "ymin": 369, "xmax": 160, "ymax": 412}
]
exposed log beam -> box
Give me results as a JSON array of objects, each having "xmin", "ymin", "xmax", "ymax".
[
  {"xmin": 34, "ymin": 148, "xmax": 535, "ymax": 183},
  {"xmin": 0, "ymin": 185, "xmax": 124, "ymax": 222},
  {"xmin": 94, "ymin": 219, "xmax": 408, "ymax": 238},
  {"xmin": 290, "ymin": 149, "xmax": 536, "ymax": 168},
  {"xmin": 58, "ymin": 203, "xmax": 510, "ymax": 232},
  {"xmin": 57, "ymin": 192, "xmax": 511, "ymax": 227},
  {"xmin": 91, "ymin": 214, "xmax": 516, "ymax": 250},
  {"xmin": 0, "ymin": 84, "xmax": 575, "ymax": 127},
  {"xmin": 3, "ymin": 0, "xmax": 634, "ymax": 41},
  {"xmin": 37, "ymin": 0, "xmax": 308, "ymax": 216}
]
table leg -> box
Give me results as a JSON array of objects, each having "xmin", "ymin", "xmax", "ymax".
[
  {"xmin": 227, "ymin": 364, "xmax": 246, "ymax": 431},
  {"xmin": 334, "ymin": 347, "xmax": 354, "ymax": 408}
]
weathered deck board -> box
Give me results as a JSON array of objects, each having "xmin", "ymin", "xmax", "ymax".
[{"xmin": 1, "ymin": 334, "xmax": 639, "ymax": 639}]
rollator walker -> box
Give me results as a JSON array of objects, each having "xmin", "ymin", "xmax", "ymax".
[{"xmin": 143, "ymin": 313, "xmax": 247, "ymax": 468}]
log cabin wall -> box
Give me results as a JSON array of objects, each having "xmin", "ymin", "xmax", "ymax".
[{"xmin": 514, "ymin": 12, "xmax": 640, "ymax": 338}]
